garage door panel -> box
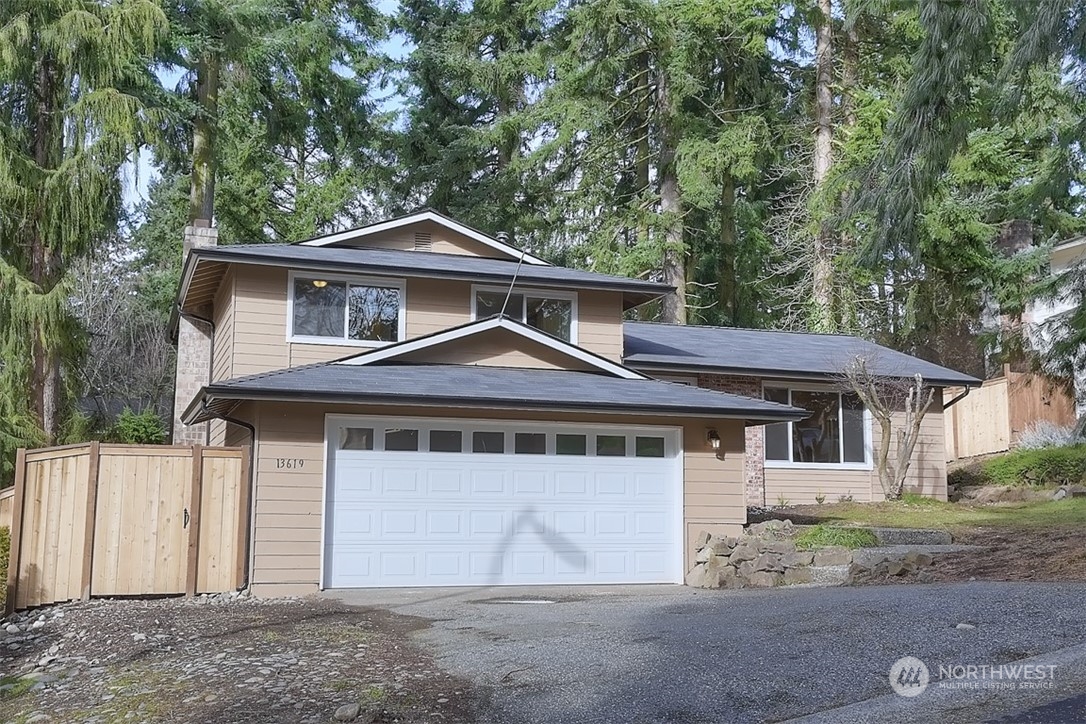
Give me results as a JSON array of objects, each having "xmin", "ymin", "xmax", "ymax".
[{"xmin": 325, "ymin": 419, "xmax": 682, "ymax": 587}]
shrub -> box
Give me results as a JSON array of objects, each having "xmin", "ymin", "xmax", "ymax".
[
  {"xmin": 983, "ymin": 444, "xmax": 1086, "ymax": 487},
  {"xmin": 795, "ymin": 524, "xmax": 878, "ymax": 550},
  {"xmin": 110, "ymin": 408, "xmax": 167, "ymax": 445},
  {"xmin": 1018, "ymin": 421, "xmax": 1086, "ymax": 450}
]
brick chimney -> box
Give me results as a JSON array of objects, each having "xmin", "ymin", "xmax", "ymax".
[{"xmin": 171, "ymin": 222, "xmax": 218, "ymax": 445}]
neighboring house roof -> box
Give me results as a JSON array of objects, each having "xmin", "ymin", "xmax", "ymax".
[
  {"xmin": 334, "ymin": 315, "xmax": 647, "ymax": 380},
  {"xmin": 294, "ymin": 208, "xmax": 551, "ymax": 266},
  {"xmin": 623, "ymin": 322, "xmax": 981, "ymax": 387},
  {"xmin": 182, "ymin": 364, "xmax": 808, "ymax": 425},
  {"xmin": 178, "ymin": 244, "xmax": 672, "ymax": 312}
]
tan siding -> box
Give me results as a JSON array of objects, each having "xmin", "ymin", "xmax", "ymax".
[
  {"xmin": 395, "ymin": 327, "xmax": 600, "ymax": 370},
  {"xmin": 244, "ymin": 402, "xmax": 746, "ymax": 596},
  {"xmin": 227, "ymin": 264, "xmax": 627, "ymax": 375},
  {"xmin": 577, "ymin": 290, "xmax": 624, "ymax": 362},
  {"xmin": 209, "ymin": 269, "xmax": 236, "ymax": 445},
  {"xmin": 407, "ymin": 278, "xmax": 471, "ymax": 336},
  {"xmin": 334, "ymin": 219, "xmax": 513, "ymax": 259},
  {"xmin": 233, "ymin": 266, "xmax": 290, "ymax": 376}
]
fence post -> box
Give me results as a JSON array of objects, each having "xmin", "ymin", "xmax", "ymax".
[
  {"xmin": 235, "ymin": 445, "xmax": 252, "ymax": 590},
  {"xmin": 80, "ymin": 442, "xmax": 101, "ymax": 600},
  {"xmin": 5, "ymin": 449, "xmax": 27, "ymax": 615},
  {"xmin": 185, "ymin": 445, "xmax": 204, "ymax": 596}
]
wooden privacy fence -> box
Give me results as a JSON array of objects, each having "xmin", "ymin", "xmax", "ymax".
[
  {"xmin": 944, "ymin": 369, "xmax": 1077, "ymax": 460},
  {"xmin": 4, "ymin": 443, "xmax": 250, "ymax": 612}
]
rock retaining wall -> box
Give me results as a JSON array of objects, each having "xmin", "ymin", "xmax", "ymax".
[{"xmin": 685, "ymin": 520, "xmax": 937, "ymax": 589}]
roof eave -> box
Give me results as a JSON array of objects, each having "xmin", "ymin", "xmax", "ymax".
[
  {"xmin": 185, "ymin": 247, "xmax": 673, "ymax": 301},
  {"xmin": 626, "ymin": 359, "xmax": 981, "ymax": 388},
  {"xmin": 196, "ymin": 387, "xmax": 808, "ymax": 424}
]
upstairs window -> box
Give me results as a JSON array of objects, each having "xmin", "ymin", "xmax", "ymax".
[
  {"xmin": 764, "ymin": 386, "xmax": 868, "ymax": 467},
  {"xmin": 473, "ymin": 287, "xmax": 576, "ymax": 342},
  {"xmin": 290, "ymin": 273, "xmax": 404, "ymax": 346}
]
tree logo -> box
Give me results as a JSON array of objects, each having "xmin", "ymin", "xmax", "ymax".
[{"xmin": 889, "ymin": 656, "xmax": 930, "ymax": 697}]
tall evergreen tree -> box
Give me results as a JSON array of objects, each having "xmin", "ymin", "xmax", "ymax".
[{"xmin": 0, "ymin": 0, "xmax": 165, "ymax": 456}]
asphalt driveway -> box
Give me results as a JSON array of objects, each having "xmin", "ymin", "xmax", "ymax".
[{"xmin": 327, "ymin": 582, "xmax": 1086, "ymax": 724}]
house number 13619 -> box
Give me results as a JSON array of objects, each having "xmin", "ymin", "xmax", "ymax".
[{"xmin": 275, "ymin": 458, "xmax": 305, "ymax": 469}]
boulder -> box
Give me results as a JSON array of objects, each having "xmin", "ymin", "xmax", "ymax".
[
  {"xmin": 736, "ymin": 560, "xmax": 757, "ymax": 579},
  {"xmin": 694, "ymin": 530, "xmax": 712, "ymax": 548},
  {"xmin": 781, "ymin": 551, "xmax": 815, "ymax": 567},
  {"xmin": 813, "ymin": 547, "xmax": 853, "ymax": 567},
  {"xmin": 728, "ymin": 543, "xmax": 759, "ymax": 563},
  {"xmin": 334, "ymin": 703, "xmax": 362, "ymax": 722},
  {"xmin": 707, "ymin": 536, "xmax": 739, "ymax": 555},
  {"xmin": 902, "ymin": 551, "xmax": 934, "ymax": 568},
  {"xmin": 718, "ymin": 565, "xmax": 742, "ymax": 589},
  {"xmin": 783, "ymin": 567, "xmax": 813, "ymax": 585},
  {"xmin": 695, "ymin": 547, "xmax": 713, "ymax": 564},
  {"xmin": 685, "ymin": 563, "xmax": 711, "ymax": 588},
  {"xmin": 686, "ymin": 558, "xmax": 734, "ymax": 588},
  {"xmin": 747, "ymin": 571, "xmax": 783, "ymax": 588},
  {"xmin": 760, "ymin": 539, "xmax": 797, "ymax": 555},
  {"xmin": 752, "ymin": 553, "xmax": 784, "ymax": 573},
  {"xmin": 885, "ymin": 560, "xmax": 907, "ymax": 576},
  {"xmin": 746, "ymin": 519, "xmax": 795, "ymax": 538}
]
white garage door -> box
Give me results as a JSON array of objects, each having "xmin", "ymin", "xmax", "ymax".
[{"xmin": 323, "ymin": 416, "xmax": 683, "ymax": 588}]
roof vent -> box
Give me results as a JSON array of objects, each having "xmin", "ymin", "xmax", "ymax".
[
  {"xmin": 414, "ymin": 231, "xmax": 433, "ymax": 252},
  {"xmin": 496, "ymin": 231, "xmax": 510, "ymax": 243}
]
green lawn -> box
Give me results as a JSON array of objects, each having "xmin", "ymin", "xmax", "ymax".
[{"xmin": 772, "ymin": 497, "xmax": 1086, "ymax": 534}]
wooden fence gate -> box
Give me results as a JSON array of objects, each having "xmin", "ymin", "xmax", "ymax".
[{"xmin": 2, "ymin": 443, "xmax": 250, "ymax": 612}]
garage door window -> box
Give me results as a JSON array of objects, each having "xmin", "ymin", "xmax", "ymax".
[
  {"xmin": 515, "ymin": 432, "xmax": 547, "ymax": 454},
  {"xmin": 473, "ymin": 431, "xmax": 505, "ymax": 453},
  {"xmin": 334, "ymin": 422, "xmax": 677, "ymax": 458},
  {"xmin": 339, "ymin": 427, "xmax": 374, "ymax": 450},
  {"xmin": 385, "ymin": 428, "xmax": 419, "ymax": 451},
  {"xmin": 555, "ymin": 434, "xmax": 586, "ymax": 455},
  {"xmin": 596, "ymin": 435, "xmax": 627, "ymax": 456},
  {"xmin": 429, "ymin": 430, "xmax": 463, "ymax": 452},
  {"xmin": 635, "ymin": 436, "xmax": 665, "ymax": 458}
]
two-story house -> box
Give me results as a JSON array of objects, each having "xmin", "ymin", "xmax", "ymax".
[{"xmin": 172, "ymin": 210, "xmax": 977, "ymax": 596}]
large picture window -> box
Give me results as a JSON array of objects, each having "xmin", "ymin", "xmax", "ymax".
[
  {"xmin": 290, "ymin": 274, "xmax": 404, "ymax": 345},
  {"xmin": 764, "ymin": 386, "xmax": 868, "ymax": 467},
  {"xmin": 473, "ymin": 287, "xmax": 576, "ymax": 342}
]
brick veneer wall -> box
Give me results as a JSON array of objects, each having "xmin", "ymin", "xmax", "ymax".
[
  {"xmin": 697, "ymin": 373, "xmax": 767, "ymax": 507},
  {"xmin": 171, "ymin": 224, "xmax": 218, "ymax": 445}
]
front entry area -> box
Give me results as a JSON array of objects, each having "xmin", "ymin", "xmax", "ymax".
[{"xmin": 323, "ymin": 415, "xmax": 684, "ymax": 587}]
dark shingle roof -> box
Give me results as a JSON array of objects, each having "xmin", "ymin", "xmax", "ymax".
[
  {"xmin": 185, "ymin": 363, "xmax": 808, "ymax": 424},
  {"xmin": 188, "ymin": 244, "xmax": 671, "ymax": 304},
  {"xmin": 623, "ymin": 322, "xmax": 980, "ymax": 386}
]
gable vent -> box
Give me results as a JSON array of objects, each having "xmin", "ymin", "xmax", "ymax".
[{"xmin": 414, "ymin": 232, "xmax": 433, "ymax": 252}]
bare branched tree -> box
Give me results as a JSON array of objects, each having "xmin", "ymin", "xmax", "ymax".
[
  {"xmin": 840, "ymin": 354, "xmax": 935, "ymax": 500},
  {"xmin": 68, "ymin": 253, "xmax": 176, "ymax": 423}
]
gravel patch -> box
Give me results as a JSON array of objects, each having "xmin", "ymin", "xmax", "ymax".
[{"xmin": 0, "ymin": 593, "xmax": 480, "ymax": 723}]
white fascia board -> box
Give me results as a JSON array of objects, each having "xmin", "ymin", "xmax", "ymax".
[
  {"xmin": 334, "ymin": 316, "xmax": 647, "ymax": 380},
  {"xmin": 298, "ymin": 211, "xmax": 550, "ymax": 266}
]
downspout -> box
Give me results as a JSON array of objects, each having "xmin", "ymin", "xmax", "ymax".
[
  {"xmin": 942, "ymin": 385, "xmax": 973, "ymax": 410},
  {"xmin": 201, "ymin": 398, "xmax": 256, "ymax": 592}
]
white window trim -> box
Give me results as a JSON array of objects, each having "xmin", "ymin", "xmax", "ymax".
[
  {"xmin": 761, "ymin": 381, "xmax": 873, "ymax": 471},
  {"xmin": 470, "ymin": 283, "xmax": 579, "ymax": 344},
  {"xmin": 287, "ymin": 270, "xmax": 407, "ymax": 348}
]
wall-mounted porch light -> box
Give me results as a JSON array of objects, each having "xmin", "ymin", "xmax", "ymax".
[{"xmin": 706, "ymin": 428, "xmax": 720, "ymax": 450}]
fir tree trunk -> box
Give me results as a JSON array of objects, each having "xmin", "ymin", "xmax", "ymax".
[
  {"xmin": 189, "ymin": 52, "xmax": 220, "ymax": 223},
  {"xmin": 811, "ymin": 0, "xmax": 835, "ymax": 331},
  {"xmin": 30, "ymin": 55, "xmax": 61, "ymax": 442},
  {"xmin": 657, "ymin": 70, "xmax": 685, "ymax": 325},
  {"xmin": 718, "ymin": 69, "xmax": 738, "ymax": 325}
]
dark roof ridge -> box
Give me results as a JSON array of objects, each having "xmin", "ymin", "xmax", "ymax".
[{"xmin": 624, "ymin": 319, "xmax": 878, "ymax": 341}]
